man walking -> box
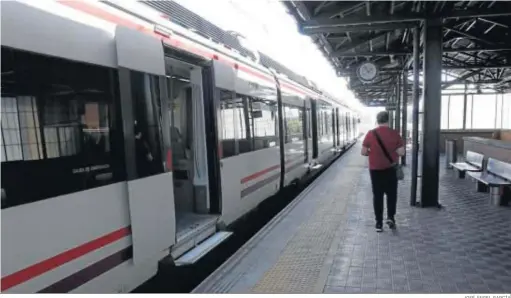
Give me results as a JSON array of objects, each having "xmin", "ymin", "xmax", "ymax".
[{"xmin": 361, "ymin": 111, "xmax": 405, "ymax": 232}]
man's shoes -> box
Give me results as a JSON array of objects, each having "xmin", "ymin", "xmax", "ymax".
[
  {"xmin": 386, "ymin": 218, "xmax": 396, "ymax": 229},
  {"xmin": 376, "ymin": 223, "xmax": 383, "ymax": 232}
]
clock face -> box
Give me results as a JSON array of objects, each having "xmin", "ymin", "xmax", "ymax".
[{"xmin": 357, "ymin": 62, "xmax": 377, "ymax": 82}]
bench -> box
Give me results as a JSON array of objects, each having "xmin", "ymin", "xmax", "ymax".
[
  {"xmin": 467, "ymin": 158, "xmax": 511, "ymax": 206},
  {"xmin": 450, "ymin": 151, "xmax": 484, "ymax": 178}
]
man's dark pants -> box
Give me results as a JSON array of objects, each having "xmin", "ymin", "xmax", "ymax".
[{"xmin": 369, "ymin": 167, "xmax": 398, "ymax": 224}]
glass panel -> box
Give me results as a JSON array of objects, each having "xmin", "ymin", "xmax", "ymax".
[
  {"xmin": 317, "ymin": 101, "xmax": 333, "ymax": 144},
  {"xmin": 1, "ymin": 47, "xmax": 121, "ymax": 209},
  {"xmin": 503, "ymin": 93, "xmax": 511, "ymax": 129},
  {"xmin": 284, "ymin": 104, "xmax": 304, "ymax": 143},
  {"xmin": 441, "ymin": 95, "xmax": 449, "ymax": 129},
  {"xmin": 496, "ymin": 94, "xmax": 503, "ymax": 129},
  {"xmin": 236, "ymin": 96, "xmax": 251, "ymax": 154},
  {"xmin": 131, "ymin": 71, "xmax": 164, "ymax": 178},
  {"xmin": 219, "ymin": 91, "xmax": 279, "ymax": 157},
  {"xmin": 448, "ymin": 95, "xmax": 464, "ymax": 129},
  {"xmin": 472, "ymin": 94, "xmax": 497, "ymax": 129},
  {"xmin": 465, "ymin": 95, "xmax": 473, "ymax": 129},
  {"xmin": 307, "ymin": 109, "xmax": 312, "ymax": 139},
  {"xmin": 252, "ymin": 98, "xmax": 278, "ymax": 150},
  {"xmin": 1, "ymin": 97, "xmax": 23, "ymax": 161},
  {"xmin": 219, "ymin": 89, "xmax": 237, "ymax": 158}
]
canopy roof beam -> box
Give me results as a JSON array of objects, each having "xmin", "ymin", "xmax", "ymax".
[
  {"xmin": 301, "ymin": 22, "xmax": 417, "ymax": 35},
  {"xmin": 332, "ymin": 46, "xmax": 511, "ymax": 57},
  {"xmin": 301, "ymin": 9, "xmax": 511, "ymax": 28}
]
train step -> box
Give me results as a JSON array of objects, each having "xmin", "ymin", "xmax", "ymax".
[
  {"xmin": 310, "ymin": 164, "xmax": 323, "ymax": 170},
  {"xmin": 174, "ymin": 231, "xmax": 233, "ymax": 266},
  {"xmin": 172, "ymin": 214, "xmax": 219, "ymax": 260}
]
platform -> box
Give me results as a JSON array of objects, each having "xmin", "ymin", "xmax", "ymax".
[{"xmin": 194, "ymin": 142, "xmax": 511, "ymax": 294}]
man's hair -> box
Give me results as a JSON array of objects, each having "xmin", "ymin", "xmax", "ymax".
[{"xmin": 376, "ymin": 111, "xmax": 389, "ymax": 124}]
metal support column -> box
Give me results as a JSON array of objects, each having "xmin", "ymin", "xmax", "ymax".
[
  {"xmin": 390, "ymin": 109, "xmax": 396, "ymax": 129},
  {"xmin": 462, "ymin": 83, "xmax": 468, "ymax": 129},
  {"xmin": 401, "ymin": 70, "xmax": 408, "ymax": 165},
  {"xmin": 387, "ymin": 100, "xmax": 394, "ymax": 129},
  {"xmin": 396, "ymin": 75, "xmax": 401, "ymax": 134},
  {"xmin": 420, "ymin": 18, "xmax": 443, "ymax": 208},
  {"xmin": 410, "ymin": 27, "xmax": 420, "ymax": 206}
]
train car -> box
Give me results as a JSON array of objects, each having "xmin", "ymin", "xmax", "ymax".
[{"xmin": 0, "ymin": 0, "xmax": 359, "ymax": 293}]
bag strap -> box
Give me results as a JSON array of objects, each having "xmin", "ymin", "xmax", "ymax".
[{"xmin": 372, "ymin": 129, "xmax": 394, "ymax": 165}]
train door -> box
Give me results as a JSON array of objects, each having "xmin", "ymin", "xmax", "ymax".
[
  {"xmin": 165, "ymin": 56, "xmax": 228, "ymax": 263},
  {"xmin": 306, "ymin": 101, "xmax": 313, "ymax": 163},
  {"xmin": 115, "ymin": 27, "xmax": 176, "ymax": 265},
  {"xmin": 331, "ymin": 108, "xmax": 336, "ymax": 149},
  {"xmin": 311, "ymin": 100, "xmax": 318, "ymax": 159},
  {"xmin": 340, "ymin": 110, "xmax": 346, "ymax": 148},
  {"xmin": 282, "ymin": 100, "xmax": 308, "ymax": 186},
  {"xmin": 335, "ymin": 108, "xmax": 340, "ymax": 148},
  {"xmin": 346, "ymin": 112, "xmax": 351, "ymax": 143}
]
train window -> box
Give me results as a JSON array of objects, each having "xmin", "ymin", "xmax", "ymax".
[
  {"xmin": 317, "ymin": 101, "xmax": 333, "ymax": 141},
  {"xmin": 283, "ymin": 104, "xmax": 304, "ymax": 144},
  {"xmin": 252, "ymin": 98, "xmax": 278, "ymax": 150},
  {"xmin": 317, "ymin": 111, "xmax": 323, "ymax": 138},
  {"xmin": 307, "ymin": 108, "xmax": 312, "ymax": 139},
  {"xmin": 1, "ymin": 96, "xmax": 42, "ymax": 161},
  {"xmin": 346, "ymin": 113, "xmax": 351, "ymax": 140},
  {"xmin": 219, "ymin": 90, "xmax": 278, "ymax": 158},
  {"xmin": 236, "ymin": 96, "xmax": 251, "ymax": 154},
  {"xmin": 219, "ymin": 90, "xmax": 237, "ymax": 158},
  {"xmin": 326, "ymin": 110, "xmax": 333, "ymax": 136},
  {"xmin": 1, "ymin": 47, "xmax": 123, "ymax": 209},
  {"xmin": 219, "ymin": 91, "xmax": 250, "ymax": 156},
  {"xmin": 130, "ymin": 71, "xmax": 164, "ymax": 178},
  {"xmin": 331, "ymin": 109, "xmax": 336, "ymax": 136},
  {"xmin": 340, "ymin": 112, "xmax": 345, "ymax": 142},
  {"xmin": 321, "ymin": 111, "xmax": 326, "ymax": 137},
  {"xmin": 318, "ymin": 110, "xmax": 325, "ymax": 137}
]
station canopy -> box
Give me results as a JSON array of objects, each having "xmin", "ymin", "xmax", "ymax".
[{"xmin": 284, "ymin": 1, "xmax": 511, "ymax": 106}]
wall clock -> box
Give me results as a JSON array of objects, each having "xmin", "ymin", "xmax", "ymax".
[{"xmin": 357, "ymin": 62, "xmax": 378, "ymax": 83}]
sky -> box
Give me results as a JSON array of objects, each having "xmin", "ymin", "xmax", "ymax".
[{"xmin": 173, "ymin": 0, "xmax": 363, "ymax": 111}]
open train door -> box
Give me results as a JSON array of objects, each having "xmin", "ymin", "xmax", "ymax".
[
  {"xmin": 311, "ymin": 100, "xmax": 319, "ymax": 159},
  {"xmin": 115, "ymin": 26, "xmax": 176, "ymax": 265},
  {"xmin": 335, "ymin": 108, "xmax": 341, "ymax": 149},
  {"xmin": 163, "ymin": 55, "xmax": 230, "ymax": 266}
]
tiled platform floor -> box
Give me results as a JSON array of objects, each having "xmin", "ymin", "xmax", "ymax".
[{"xmin": 194, "ymin": 143, "xmax": 511, "ymax": 294}]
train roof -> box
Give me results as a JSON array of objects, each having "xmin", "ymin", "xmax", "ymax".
[
  {"xmin": 140, "ymin": 1, "xmax": 355, "ymax": 111},
  {"xmin": 1, "ymin": 0, "xmax": 358, "ymax": 113}
]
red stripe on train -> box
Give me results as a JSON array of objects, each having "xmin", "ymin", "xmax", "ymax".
[
  {"xmin": 1, "ymin": 226, "xmax": 131, "ymax": 291},
  {"xmin": 240, "ymin": 155, "xmax": 305, "ymax": 184},
  {"xmin": 241, "ymin": 164, "xmax": 280, "ymax": 184}
]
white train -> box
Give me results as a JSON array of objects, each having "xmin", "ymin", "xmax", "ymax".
[{"xmin": 0, "ymin": 1, "xmax": 359, "ymax": 293}]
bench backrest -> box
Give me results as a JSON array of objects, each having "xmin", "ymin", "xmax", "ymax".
[
  {"xmin": 465, "ymin": 151, "xmax": 484, "ymax": 168},
  {"xmin": 487, "ymin": 158, "xmax": 511, "ymax": 181}
]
